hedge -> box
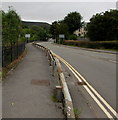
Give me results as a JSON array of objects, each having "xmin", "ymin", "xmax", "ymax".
[{"xmin": 63, "ymin": 40, "xmax": 117, "ymax": 50}]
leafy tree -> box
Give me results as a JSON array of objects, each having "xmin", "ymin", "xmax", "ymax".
[
  {"xmin": 38, "ymin": 27, "xmax": 48, "ymax": 41},
  {"xmin": 50, "ymin": 12, "xmax": 82, "ymax": 42},
  {"xmin": 69, "ymin": 34, "xmax": 78, "ymax": 40},
  {"xmin": 87, "ymin": 10, "xmax": 118, "ymax": 41},
  {"xmin": 50, "ymin": 21, "xmax": 59, "ymax": 41},
  {"xmin": 21, "ymin": 25, "xmax": 50, "ymax": 42},
  {"xmin": 2, "ymin": 7, "xmax": 21, "ymax": 46},
  {"xmin": 21, "ymin": 27, "xmax": 33, "ymax": 41},
  {"xmin": 31, "ymin": 26, "xmax": 49, "ymax": 41},
  {"xmin": 64, "ymin": 12, "xmax": 82, "ymax": 34},
  {"xmin": 50, "ymin": 21, "xmax": 69, "ymax": 42},
  {"xmin": 58, "ymin": 21, "xmax": 69, "ymax": 39}
]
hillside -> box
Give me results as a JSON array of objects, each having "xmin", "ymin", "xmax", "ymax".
[{"xmin": 22, "ymin": 21, "xmax": 51, "ymax": 29}]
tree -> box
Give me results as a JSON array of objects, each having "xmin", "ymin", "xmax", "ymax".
[
  {"xmin": 58, "ymin": 21, "xmax": 69, "ymax": 39},
  {"xmin": 50, "ymin": 12, "xmax": 82, "ymax": 42},
  {"xmin": 21, "ymin": 25, "xmax": 50, "ymax": 42},
  {"xmin": 69, "ymin": 34, "xmax": 78, "ymax": 40},
  {"xmin": 50, "ymin": 21, "xmax": 69, "ymax": 42},
  {"xmin": 87, "ymin": 10, "xmax": 118, "ymax": 41},
  {"xmin": 64, "ymin": 12, "xmax": 82, "ymax": 34},
  {"xmin": 38, "ymin": 27, "xmax": 48, "ymax": 41},
  {"xmin": 2, "ymin": 7, "xmax": 21, "ymax": 46},
  {"xmin": 50, "ymin": 21, "xmax": 59, "ymax": 41}
]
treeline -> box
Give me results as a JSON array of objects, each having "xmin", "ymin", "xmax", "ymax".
[
  {"xmin": 87, "ymin": 9, "xmax": 118, "ymax": 41},
  {"xmin": 22, "ymin": 24, "xmax": 50, "ymax": 42},
  {"xmin": 2, "ymin": 8, "xmax": 22, "ymax": 46},
  {"xmin": 50, "ymin": 12, "xmax": 82, "ymax": 42},
  {"xmin": 2, "ymin": 7, "xmax": 50, "ymax": 68},
  {"xmin": 50, "ymin": 9, "xmax": 118, "ymax": 42},
  {"xmin": 2, "ymin": 7, "xmax": 25, "ymax": 67},
  {"xmin": 2, "ymin": 7, "xmax": 50, "ymax": 47},
  {"xmin": 50, "ymin": 10, "xmax": 118, "ymax": 50}
]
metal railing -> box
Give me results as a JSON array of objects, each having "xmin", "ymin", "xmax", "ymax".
[{"xmin": 2, "ymin": 42, "xmax": 25, "ymax": 67}]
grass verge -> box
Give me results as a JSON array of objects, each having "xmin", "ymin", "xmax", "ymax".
[
  {"xmin": 74, "ymin": 108, "xmax": 82, "ymax": 119},
  {"xmin": 51, "ymin": 94, "xmax": 59, "ymax": 102}
]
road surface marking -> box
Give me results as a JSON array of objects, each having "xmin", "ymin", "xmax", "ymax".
[
  {"xmin": 53, "ymin": 52, "xmax": 117, "ymax": 119},
  {"xmin": 37, "ymin": 43, "xmax": 117, "ymax": 118}
]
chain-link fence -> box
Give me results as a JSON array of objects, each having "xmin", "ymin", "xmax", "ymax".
[{"xmin": 2, "ymin": 42, "xmax": 25, "ymax": 67}]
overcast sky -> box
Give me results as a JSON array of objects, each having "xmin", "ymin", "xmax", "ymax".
[{"xmin": 2, "ymin": 1, "xmax": 117, "ymax": 24}]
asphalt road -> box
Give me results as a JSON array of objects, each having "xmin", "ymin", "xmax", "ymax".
[{"xmin": 39, "ymin": 42, "xmax": 116, "ymax": 112}]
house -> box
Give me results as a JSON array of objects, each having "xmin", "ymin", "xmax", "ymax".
[{"xmin": 74, "ymin": 22, "xmax": 87, "ymax": 38}]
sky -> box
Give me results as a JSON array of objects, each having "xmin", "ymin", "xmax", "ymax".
[
  {"xmin": 2, "ymin": 0, "xmax": 118, "ymax": 2},
  {"xmin": 2, "ymin": 1, "xmax": 117, "ymax": 24}
]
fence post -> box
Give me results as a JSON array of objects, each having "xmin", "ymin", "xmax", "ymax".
[
  {"xmin": 10, "ymin": 43, "xmax": 13, "ymax": 63},
  {"xmin": 48, "ymin": 51, "xmax": 52, "ymax": 66},
  {"xmin": 16, "ymin": 44, "xmax": 18, "ymax": 59},
  {"xmin": 52, "ymin": 60, "xmax": 56, "ymax": 76},
  {"xmin": 2, "ymin": 46, "xmax": 4, "ymax": 67}
]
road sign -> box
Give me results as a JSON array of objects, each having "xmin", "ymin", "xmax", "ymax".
[
  {"xmin": 25, "ymin": 34, "xmax": 30, "ymax": 38},
  {"xmin": 59, "ymin": 34, "xmax": 65, "ymax": 39}
]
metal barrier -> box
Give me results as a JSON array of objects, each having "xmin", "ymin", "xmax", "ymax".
[{"xmin": 32, "ymin": 42, "xmax": 75, "ymax": 119}]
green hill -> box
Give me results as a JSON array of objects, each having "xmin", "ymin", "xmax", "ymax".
[{"xmin": 22, "ymin": 21, "xmax": 50, "ymax": 29}]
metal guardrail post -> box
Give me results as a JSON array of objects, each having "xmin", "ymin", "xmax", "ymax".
[
  {"xmin": 45, "ymin": 49, "xmax": 48, "ymax": 56},
  {"xmin": 52, "ymin": 60, "xmax": 56, "ymax": 76},
  {"xmin": 48, "ymin": 51, "xmax": 52, "ymax": 66}
]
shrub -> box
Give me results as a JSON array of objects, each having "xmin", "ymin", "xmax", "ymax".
[
  {"xmin": 69, "ymin": 34, "xmax": 78, "ymax": 40},
  {"xmin": 63, "ymin": 40, "xmax": 117, "ymax": 50}
]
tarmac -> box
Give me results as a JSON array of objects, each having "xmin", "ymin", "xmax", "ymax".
[{"xmin": 2, "ymin": 43, "xmax": 64, "ymax": 118}]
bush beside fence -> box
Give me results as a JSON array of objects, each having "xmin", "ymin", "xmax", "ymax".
[
  {"xmin": 2, "ymin": 42, "xmax": 25, "ymax": 67},
  {"xmin": 63, "ymin": 40, "xmax": 117, "ymax": 50}
]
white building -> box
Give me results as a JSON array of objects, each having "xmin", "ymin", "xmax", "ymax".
[{"xmin": 74, "ymin": 22, "xmax": 87, "ymax": 38}]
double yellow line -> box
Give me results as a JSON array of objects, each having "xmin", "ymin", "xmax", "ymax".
[{"xmin": 52, "ymin": 52, "xmax": 118, "ymax": 119}]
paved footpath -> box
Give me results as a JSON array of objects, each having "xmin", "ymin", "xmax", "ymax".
[{"xmin": 2, "ymin": 43, "xmax": 64, "ymax": 118}]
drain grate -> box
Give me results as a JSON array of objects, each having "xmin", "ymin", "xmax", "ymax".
[{"xmin": 31, "ymin": 80, "xmax": 50, "ymax": 86}]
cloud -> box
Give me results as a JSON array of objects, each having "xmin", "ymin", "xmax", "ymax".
[
  {"xmin": 2, "ymin": 2, "xmax": 116, "ymax": 23},
  {"xmin": 2, "ymin": 0, "xmax": 117, "ymax": 2}
]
